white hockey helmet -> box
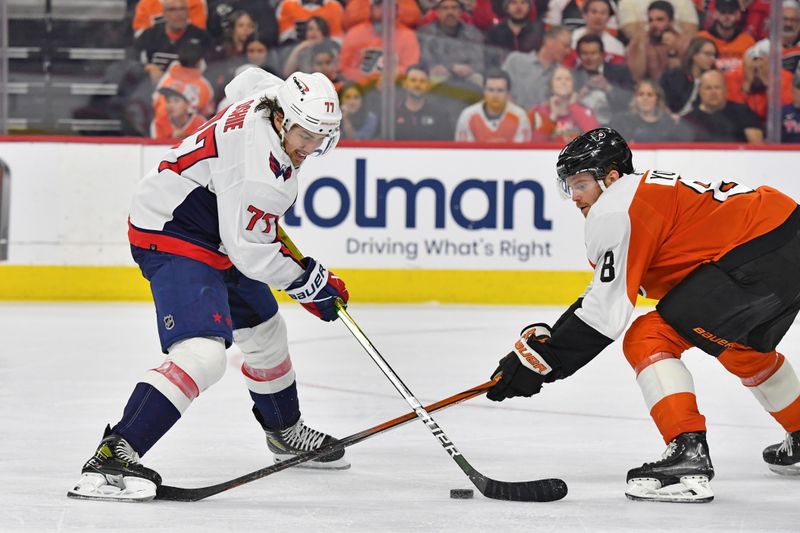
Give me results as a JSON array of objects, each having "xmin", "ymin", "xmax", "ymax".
[{"xmin": 276, "ymin": 71, "xmax": 342, "ymax": 156}]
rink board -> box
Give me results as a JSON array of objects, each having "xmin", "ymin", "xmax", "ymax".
[{"xmin": 0, "ymin": 139, "xmax": 798, "ymax": 302}]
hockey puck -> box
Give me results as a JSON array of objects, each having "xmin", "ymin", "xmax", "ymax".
[{"xmin": 450, "ymin": 488, "xmax": 474, "ymax": 499}]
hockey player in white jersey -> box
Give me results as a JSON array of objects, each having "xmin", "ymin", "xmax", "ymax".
[{"xmin": 69, "ymin": 68, "xmax": 350, "ymax": 502}]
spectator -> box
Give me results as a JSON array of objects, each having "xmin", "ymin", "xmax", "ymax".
[
  {"xmin": 530, "ymin": 65, "xmax": 600, "ymax": 142},
  {"xmin": 206, "ymin": 1, "xmax": 279, "ymax": 46},
  {"xmin": 574, "ymin": 34, "xmax": 634, "ymax": 124},
  {"xmin": 683, "ymin": 69, "xmax": 763, "ymax": 142},
  {"xmin": 484, "ymin": 0, "xmax": 544, "ymax": 67},
  {"xmin": 134, "ymin": 0, "xmax": 213, "ymax": 84},
  {"xmin": 339, "ymin": 0, "xmax": 420, "ymax": 84},
  {"xmin": 724, "ymin": 40, "xmax": 795, "ymax": 123},
  {"xmin": 310, "ymin": 42, "xmax": 345, "ymax": 91},
  {"xmin": 338, "ymin": 82, "xmax": 379, "ymax": 139},
  {"xmin": 395, "ymin": 64, "xmax": 454, "ymax": 140},
  {"xmin": 212, "ymin": 10, "xmax": 256, "ymax": 60},
  {"xmin": 502, "ymin": 25, "xmax": 572, "ymax": 110},
  {"xmin": 545, "ymin": 0, "xmax": 620, "ymax": 32},
  {"xmin": 612, "ymin": 78, "xmax": 691, "ymax": 140},
  {"xmin": 150, "ymin": 79, "xmax": 207, "ymax": 140},
  {"xmin": 571, "ymin": 0, "xmax": 625, "ymax": 60},
  {"xmin": 344, "ymin": 0, "xmax": 421, "ymax": 29},
  {"xmin": 782, "ymin": 70, "xmax": 800, "ymax": 142},
  {"xmin": 154, "ymin": 40, "xmax": 215, "ymax": 118},
  {"xmin": 617, "ymin": 0, "xmax": 698, "ymax": 41},
  {"xmin": 418, "ymin": 0, "xmax": 486, "ymax": 94},
  {"xmin": 782, "ymin": 0, "xmax": 800, "ymax": 73},
  {"xmin": 696, "ymin": 0, "xmax": 755, "ymax": 72},
  {"xmin": 276, "ymin": 0, "xmax": 344, "ymax": 45},
  {"xmin": 455, "ymin": 69, "xmax": 532, "ymax": 142},
  {"xmin": 660, "ymin": 36, "xmax": 719, "ymax": 115},
  {"xmin": 282, "ymin": 16, "xmax": 341, "ymax": 76},
  {"xmin": 242, "ymin": 34, "xmax": 281, "ymax": 75},
  {"xmin": 699, "ymin": 0, "xmax": 770, "ymax": 42},
  {"xmin": 133, "ymin": 0, "xmax": 208, "ymax": 37},
  {"xmin": 626, "ymin": 1, "xmax": 691, "ymax": 82}
]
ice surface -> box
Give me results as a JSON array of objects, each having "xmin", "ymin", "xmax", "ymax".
[{"xmin": 2, "ymin": 302, "xmax": 799, "ymax": 532}]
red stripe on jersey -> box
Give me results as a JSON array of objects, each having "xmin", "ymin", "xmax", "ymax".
[
  {"xmin": 128, "ymin": 222, "xmax": 233, "ymax": 270},
  {"xmin": 153, "ymin": 361, "xmax": 200, "ymax": 400},
  {"xmin": 241, "ymin": 358, "xmax": 293, "ymax": 382}
]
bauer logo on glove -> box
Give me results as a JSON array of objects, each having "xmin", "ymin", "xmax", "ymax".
[{"xmin": 286, "ymin": 257, "xmax": 349, "ymax": 322}]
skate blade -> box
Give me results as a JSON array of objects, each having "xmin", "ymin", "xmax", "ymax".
[
  {"xmin": 625, "ymin": 475, "xmax": 714, "ymax": 503},
  {"xmin": 67, "ymin": 473, "xmax": 157, "ymax": 502},
  {"xmin": 273, "ymin": 454, "xmax": 351, "ymax": 470},
  {"xmin": 767, "ymin": 464, "xmax": 800, "ymax": 476}
]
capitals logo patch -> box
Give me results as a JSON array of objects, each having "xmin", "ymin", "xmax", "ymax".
[
  {"xmin": 269, "ymin": 152, "xmax": 293, "ymax": 181},
  {"xmin": 292, "ymin": 76, "xmax": 310, "ymax": 94}
]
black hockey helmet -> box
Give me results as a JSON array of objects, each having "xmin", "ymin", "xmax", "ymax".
[{"xmin": 556, "ymin": 127, "xmax": 634, "ymax": 198}]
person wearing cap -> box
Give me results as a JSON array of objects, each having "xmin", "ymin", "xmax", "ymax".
[
  {"xmin": 484, "ymin": 0, "xmax": 544, "ymax": 66},
  {"xmin": 781, "ymin": 71, "xmax": 800, "ymax": 142},
  {"xmin": 696, "ymin": 0, "xmax": 756, "ymax": 72},
  {"xmin": 417, "ymin": 0, "xmax": 486, "ymax": 93},
  {"xmin": 683, "ymin": 68, "xmax": 763, "ymax": 142},
  {"xmin": 723, "ymin": 39, "xmax": 795, "ymax": 122},
  {"xmin": 153, "ymin": 39, "xmax": 216, "ymax": 119},
  {"xmin": 150, "ymin": 81, "xmax": 207, "ymax": 140},
  {"xmin": 68, "ymin": 68, "xmax": 350, "ymax": 502}
]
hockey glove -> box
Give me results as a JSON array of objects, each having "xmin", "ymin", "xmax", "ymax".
[
  {"xmin": 487, "ymin": 323, "xmax": 554, "ymax": 402},
  {"xmin": 285, "ymin": 257, "xmax": 349, "ymax": 322}
]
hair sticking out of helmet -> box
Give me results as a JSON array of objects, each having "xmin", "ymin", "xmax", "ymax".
[
  {"xmin": 276, "ymin": 72, "xmax": 342, "ymax": 156},
  {"xmin": 556, "ymin": 127, "xmax": 634, "ymax": 199}
]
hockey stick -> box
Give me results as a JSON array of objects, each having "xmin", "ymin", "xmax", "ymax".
[
  {"xmin": 276, "ymin": 227, "xmax": 568, "ymax": 503},
  {"xmin": 156, "ymin": 380, "xmax": 495, "ymax": 501}
]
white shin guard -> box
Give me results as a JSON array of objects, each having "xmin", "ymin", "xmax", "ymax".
[
  {"xmin": 234, "ymin": 313, "xmax": 296, "ymax": 394},
  {"xmin": 142, "ymin": 336, "xmax": 227, "ymax": 413}
]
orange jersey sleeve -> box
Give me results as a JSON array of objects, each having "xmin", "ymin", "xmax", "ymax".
[{"xmin": 575, "ymin": 170, "xmax": 797, "ymax": 340}]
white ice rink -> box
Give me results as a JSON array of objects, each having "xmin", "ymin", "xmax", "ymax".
[{"xmin": 2, "ymin": 302, "xmax": 800, "ymax": 532}]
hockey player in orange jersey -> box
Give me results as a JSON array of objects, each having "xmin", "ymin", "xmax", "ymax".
[{"xmin": 487, "ymin": 127, "xmax": 800, "ymax": 503}]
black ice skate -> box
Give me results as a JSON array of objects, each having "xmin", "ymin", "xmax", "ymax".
[
  {"xmin": 254, "ymin": 407, "xmax": 350, "ymax": 470},
  {"xmin": 625, "ymin": 431, "xmax": 714, "ymax": 503},
  {"xmin": 67, "ymin": 425, "xmax": 162, "ymax": 502},
  {"xmin": 763, "ymin": 430, "xmax": 800, "ymax": 476}
]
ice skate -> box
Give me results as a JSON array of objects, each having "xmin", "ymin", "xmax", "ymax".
[
  {"xmin": 625, "ymin": 431, "xmax": 714, "ymax": 503},
  {"xmin": 67, "ymin": 425, "xmax": 162, "ymax": 502},
  {"xmin": 262, "ymin": 416, "xmax": 350, "ymax": 470},
  {"xmin": 763, "ymin": 430, "xmax": 800, "ymax": 476}
]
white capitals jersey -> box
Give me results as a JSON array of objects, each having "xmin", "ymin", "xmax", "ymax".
[{"xmin": 129, "ymin": 68, "xmax": 306, "ymax": 289}]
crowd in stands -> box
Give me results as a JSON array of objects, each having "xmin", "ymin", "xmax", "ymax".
[{"xmin": 116, "ymin": 0, "xmax": 800, "ymax": 142}]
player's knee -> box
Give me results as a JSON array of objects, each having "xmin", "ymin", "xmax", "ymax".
[
  {"xmin": 623, "ymin": 313, "xmax": 687, "ymax": 369},
  {"xmin": 166, "ymin": 336, "xmax": 227, "ymax": 392},
  {"xmin": 234, "ymin": 313, "xmax": 289, "ymax": 370}
]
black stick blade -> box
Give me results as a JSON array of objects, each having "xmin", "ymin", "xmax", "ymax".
[{"xmin": 474, "ymin": 476, "xmax": 568, "ymax": 502}]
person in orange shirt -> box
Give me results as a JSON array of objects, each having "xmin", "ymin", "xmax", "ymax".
[
  {"xmin": 133, "ymin": 0, "xmax": 208, "ymax": 37},
  {"xmin": 343, "ymin": 0, "xmax": 421, "ymax": 29},
  {"xmin": 724, "ymin": 40, "xmax": 795, "ymax": 122},
  {"xmin": 150, "ymin": 80, "xmax": 207, "ymax": 139},
  {"xmin": 153, "ymin": 40, "xmax": 215, "ymax": 119},
  {"xmin": 696, "ymin": 0, "xmax": 755, "ymax": 72},
  {"xmin": 339, "ymin": 0, "xmax": 420, "ymax": 83},
  {"xmin": 276, "ymin": 0, "xmax": 344, "ymax": 44},
  {"xmin": 487, "ymin": 127, "xmax": 800, "ymax": 502},
  {"xmin": 454, "ymin": 69, "xmax": 532, "ymax": 142}
]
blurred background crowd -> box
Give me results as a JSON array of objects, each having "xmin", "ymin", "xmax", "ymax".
[{"xmin": 4, "ymin": 0, "xmax": 800, "ymax": 143}]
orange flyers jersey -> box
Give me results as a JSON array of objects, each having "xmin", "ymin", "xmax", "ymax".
[{"xmin": 576, "ymin": 169, "xmax": 797, "ymax": 341}]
